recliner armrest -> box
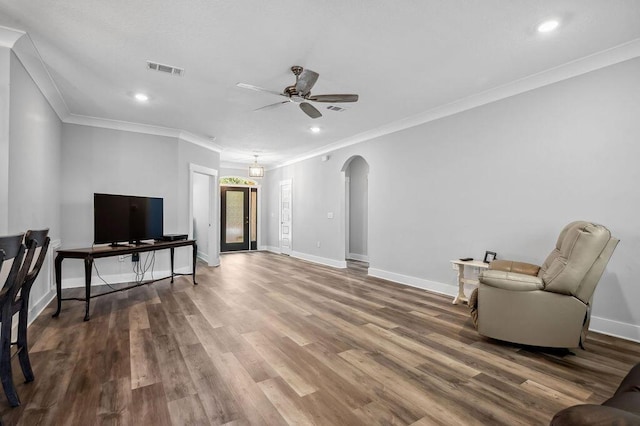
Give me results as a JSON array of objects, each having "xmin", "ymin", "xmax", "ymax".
[
  {"xmin": 479, "ymin": 270, "xmax": 544, "ymax": 291},
  {"xmin": 489, "ymin": 259, "xmax": 541, "ymax": 276}
]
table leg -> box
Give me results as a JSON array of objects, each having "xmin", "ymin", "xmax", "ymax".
[
  {"xmin": 453, "ymin": 264, "xmax": 467, "ymax": 305},
  {"xmin": 170, "ymin": 247, "xmax": 175, "ymax": 283},
  {"xmin": 52, "ymin": 254, "xmax": 63, "ymax": 317},
  {"xmin": 192, "ymin": 242, "xmax": 198, "ymax": 285},
  {"xmin": 83, "ymin": 256, "xmax": 93, "ymax": 321}
]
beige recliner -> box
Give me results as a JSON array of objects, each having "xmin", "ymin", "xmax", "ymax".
[{"xmin": 471, "ymin": 221, "xmax": 618, "ymax": 349}]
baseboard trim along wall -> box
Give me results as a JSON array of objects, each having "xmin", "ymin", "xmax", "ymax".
[
  {"xmin": 196, "ymin": 251, "xmax": 209, "ymax": 263},
  {"xmin": 291, "ymin": 251, "xmax": 347, "ymax": 269},
  {"xmin": 368, "ymin": 267, "xmax": 640, "ymax": 344},
  {"xmin": 61, "ymin": 266, "xmax": 193, "ymax": 289},
  {"xmin": 347, "ymin": 253, "xmax": 370, "ymax": 262},
  {"xmin": 590, "ymin": 316, "xmax": 640, "ymax": 343}
]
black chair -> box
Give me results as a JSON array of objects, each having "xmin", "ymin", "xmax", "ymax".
[
  {"xmin": 0, "ymin": 234, "xmax": 27, "ymax": 406},
  {"xmin": 14, "ymin": 229, "xmax": 50, "ymax": 386},
  {"xmin": 0, "ymin": 229, "xmax": 49, "ymax": 407}
]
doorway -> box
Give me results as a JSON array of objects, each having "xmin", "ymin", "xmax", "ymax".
[
  {"xmin": 220, "ymin": 186, "xmax": 258, "ymax": 252},
  {"xmin": 343, "ymin": 156, "xmax": 369, "ymax": 263},
  {"xmin": 279, "ymin": 179, "xmax": 292, "ymax": 255},
  {"xmin": 188, "ymin": 164, "xmax": 219, "ymax": 267}
]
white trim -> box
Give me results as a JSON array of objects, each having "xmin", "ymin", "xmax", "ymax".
[
  {"xmin": 369, "ymin": 267, "xmax": 640, "ymax": 344},
  {"xmin": 4, "ymin": 28, "xmax": 70, "ymax": 121},
  {"xmin": 65, "ymin": 115, "xmax": 223, "ymax": 153},
  {"xmin": 590, "ymin": 316, "xmax": 640, "ymax": 344},
  {"xmin": 290, "ymin": 251, "xmax": 347, "ymax": 269},
  {"xmin": 272, "ymin": 38, "xmax": 640, "ymax": 170},
  {"xmin": 262, "ymin": 245, "xmax": 280, "ymax": 253},
  {"xmin": 61, "ymin": 266, "xmax": 193, "ymax": 289},
  {"xmin": 27, "ymin": 289, "xmax": 56, "ymax": 326},
  {"xmin": 347, "ymin": 253, "xmax": 369, "ymax": 262},
  {"xmin": 196, "ymin": 251, "xmax": 209, "ymax": 263},
  {"xmin": 189, "ymin": 164, "xmax": 220, "ymax": 267},
  {"xmin": 0, "ymin": 25, "xmax": 25, "ymax": 48},
  {"xmin": 368, "ymin": 268, "xmax": 457, "ymax": 297},
  {"xmin": 279, "ymin": 179, "xmax": 293, "ymax": 255}
]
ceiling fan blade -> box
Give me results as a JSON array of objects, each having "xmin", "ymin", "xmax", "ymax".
[
  {"xmin": 299, "ymin": 102, "xmax": 322, "ymax": 119},
  {"xmin": 307, "ymin": 94, "xmax": 359, "ymax": 103},
  {"xmin": 236, "ymin": 83, "xmax": 285, "ymax": 97},
  {"xmin": 295, "ymin": 69, "xmax": 319, "ymax": 96},
  {"xmin": 254, "ymin": 100, "xmax": 290, "ymax": 111}
]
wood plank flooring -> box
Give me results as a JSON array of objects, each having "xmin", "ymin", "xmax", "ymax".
[{"xmin": 1, "ymin": 252, "xmax": 639, "ymax": 425}]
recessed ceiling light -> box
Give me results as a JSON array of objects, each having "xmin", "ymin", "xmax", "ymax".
[
  {"xmin": 310, "ymin": 126, "xmax": 321, "ymax": 133},
  {"xmin": 537, "ymin": 19, "xmax": 559, "ymax": 33},
  {"xmin": 134, "ymin": 93, "xmax": 149, "ymax": 102}
]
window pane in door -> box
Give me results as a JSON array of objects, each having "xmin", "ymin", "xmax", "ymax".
[{"xmin": 226, "ymin": 190, "xmax": 245, "ymax": 243}]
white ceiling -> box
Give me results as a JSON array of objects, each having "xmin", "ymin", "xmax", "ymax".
[{"xmin": 1, "ymin": 1, "xmax": 639, "ymax": 167}]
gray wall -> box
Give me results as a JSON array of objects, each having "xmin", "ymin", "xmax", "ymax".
[
  {"xmin": 264, "ymin": 57, "xmax": 640, "ymax": 340},
  {"xmin": 6, "ymin": 50, "xmax": 62, "ymax": 320},
  {"xmin": 60, "ymin": 124, "xmax": 219, "ymax": 285},
  {"xmin": 347, "ymin": 156, "xmax": 369, "ymax": 259}
]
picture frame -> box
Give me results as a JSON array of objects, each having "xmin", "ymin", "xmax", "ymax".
[{"xmin": 483, "ymin": 251, "xmax": 497, "ymax": 264}]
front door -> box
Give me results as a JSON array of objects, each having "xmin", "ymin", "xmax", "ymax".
[{"xmin": 221, "ymin": 187, "xmax": 249, "ymax": 252}]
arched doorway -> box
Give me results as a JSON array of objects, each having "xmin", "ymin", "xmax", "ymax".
[{"xmin": 342, "ymin": 156, "xmax": 369, "ymax": 266}]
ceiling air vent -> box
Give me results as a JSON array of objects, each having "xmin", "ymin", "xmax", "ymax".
[
  {"xmin": 146, "ymin": 61, "xmax": 184, "ymax": 76},
  {"xmin": 326, "ymin": 105, "xmax": 346, "ymax": 112}
]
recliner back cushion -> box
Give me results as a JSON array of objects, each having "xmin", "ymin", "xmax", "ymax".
[{"xmin": 539, "ymin": 222, "xmax": 611, "ymax": 296}]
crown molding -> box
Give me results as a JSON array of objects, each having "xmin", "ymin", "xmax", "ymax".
[
  {"xmin": 64, "ymin": 114, "xmax": 222, "ymax": 153},
  {"xmin": 0, "ymin": 25, "xmax": 24, "ymax": 48},
  {"xmin": 276, "ymin": 37, "xmax": 640, "ymax": 169},
  {"xmin": 2, "ymin": 26, "xmax": 70, "ymax": 121}
]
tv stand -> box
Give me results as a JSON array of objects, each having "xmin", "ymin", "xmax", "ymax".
[{"xmin": 53, "ymin": 239, "xmax": 197, "ymax": 321}]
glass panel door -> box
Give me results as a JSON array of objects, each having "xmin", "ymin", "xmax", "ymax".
[{"xmin": 220, "ymin": 187, "xmax": 250, "ymax": 252}]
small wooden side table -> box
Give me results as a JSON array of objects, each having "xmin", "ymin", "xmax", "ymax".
[{"xmin": 450, "ymin": 259, "xmax": 489, "ymax": 305}]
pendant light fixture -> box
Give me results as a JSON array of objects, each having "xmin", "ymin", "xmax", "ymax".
[{"xmin": 248, "ymin": 155, "xmax": 264, "ymax": 178}]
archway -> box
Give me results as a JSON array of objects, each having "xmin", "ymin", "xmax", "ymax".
[{"xmin": 342, "ymin": 156, "xmax": 369, "ymax": 264}]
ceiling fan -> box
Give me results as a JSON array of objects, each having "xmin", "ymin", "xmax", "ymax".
[{"xmin": 237, "ymin": 66, "xmax": 359, "ymax": 119}]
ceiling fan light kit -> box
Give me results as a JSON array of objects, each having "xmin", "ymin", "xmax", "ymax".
[{"xmin": 237, "ymin": 66, "xmax": 359, "ymax": 119}]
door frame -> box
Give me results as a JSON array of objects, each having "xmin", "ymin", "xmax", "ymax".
[
  {"xmin": 219, "ymin": 180, "xmax": 262, "ymax": 251},
  {"xmin": 279, "ymin": 179, "xmax": 292, "ymax": 255},
  {"xmin": 188, "ymin": 163, "xmax": 219, "ymax": 266}
]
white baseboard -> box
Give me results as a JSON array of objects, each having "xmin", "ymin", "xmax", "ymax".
[
  {"xmin": 28, "ymin": 289, "xmax": 56, "ymax": 326},
  {"xmin": 590, "ymin": 316, "xmax": 640, "ymax": 343},
  {"xmin": 347, "ymin": 253, "xmax": 369, "ymax": 262},
  {"xmin": 197, "ymin": 251, "xmax": 209, "ymax": 263},
  {"xmin": 369, "ymin": 267, "xmax": 640, "ymax": 344},
  {"xmin": 62, "ymin": 266, "xmax": 192, "ymax": 289},
  {"xmin": 262, "ymin": 245, "xmax": 281, "ymax": 254},
  {"xmin": 368, "ymin": 267, "xmax": 457, "ymax": 298},
  {"xmin": 291, "ymin": 251, "xmax": 347, "ymax": 269}
]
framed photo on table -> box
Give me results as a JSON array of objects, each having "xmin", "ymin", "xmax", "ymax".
[{"xmin": 483, "ymin": 251, "xmax": 497, "ymax": 263}]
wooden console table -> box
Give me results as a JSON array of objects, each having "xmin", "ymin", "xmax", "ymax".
[
  {"xmin": 450, "ymin": 259, "xmax": 489, "ymax": 305},
  {"xmin": 53, "ymin": 239, "xmax": 197, "ymax": 321}
]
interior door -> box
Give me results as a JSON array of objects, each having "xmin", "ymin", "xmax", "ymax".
[
  {"xmin": 279, "ymin": 180, "xmax": 292, "ymax": 255},
  {"xmin": 221, "ymin": 187, "xmax": 249, "ymax": 252}
]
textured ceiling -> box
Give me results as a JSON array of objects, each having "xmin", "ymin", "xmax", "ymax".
[{"xmin": 1, "ymin": 0, "xmax": 640, "ymax": 167}]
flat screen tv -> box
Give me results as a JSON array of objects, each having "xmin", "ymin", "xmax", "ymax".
[{"xmin": 94, "ymin": 193, "xmax": 164, "ymax": 245}]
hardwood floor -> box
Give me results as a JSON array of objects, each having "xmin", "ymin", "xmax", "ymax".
[{"xmin": 1, "ymin": 252, "xmax": 639, "ymax": 425}]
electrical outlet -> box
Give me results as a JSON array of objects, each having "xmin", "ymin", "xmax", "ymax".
[
  {"xmin": 132, "ymin": 253, "xmax": 139, "ymax": 262},
  {"xmin": 317, "ymin": 241, "xmax": 321, "ymax": 248}
]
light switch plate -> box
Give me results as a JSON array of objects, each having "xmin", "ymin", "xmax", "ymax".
[{"xmin": 327, "ymin": 212, "xmax": 334, "ymax": 219}]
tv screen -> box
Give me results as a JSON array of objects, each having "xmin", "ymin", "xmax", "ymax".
[{"xmin": 94, "ymin": 193, "xmax": 164, "ymax": 245}]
